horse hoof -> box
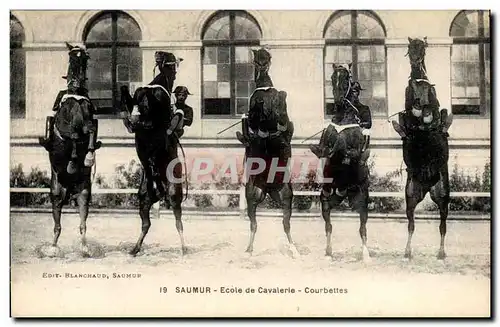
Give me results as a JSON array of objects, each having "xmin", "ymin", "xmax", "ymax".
[
  {"xmin": 437, "ymin": 251, "xmax": 446, "ymax": 260},
  {"xmin": 244, "ymin": 248, "xmax": 253, "ymax": 257},
  {"xmin": 181, "ymin": 246, "xmax": 189, "ymax": 256},
  {"xmin": 129, "ymin": 248, "xmax": 140, "ymax": 256},
  {"xmin": 404, "ymin": 252, "xmax": 412, "ymax": 260},
  {"xmin": 325, "ymin": 249, "xmax": 333, "ymax": 257}
]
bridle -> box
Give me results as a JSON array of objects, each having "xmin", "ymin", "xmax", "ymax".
[{"xmin": 332, "ymin": 65, "xmax": 360, "ymax": 123}]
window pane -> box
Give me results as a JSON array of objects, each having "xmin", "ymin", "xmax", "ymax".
[
  {"xmin": 450, "ymin": 10, "xmax": 479, "ymax": 37},
  {"xmin": 466, "ymin": 86, "xmax": 480, "ymax": 97},
  {"xmin": 369, "ymin": 98, "xmax": 386, "ymax": 116},
  {"xmin": 116, "ymin": 47, "xmax": 142, "ymax": 83},
  {"xmin": 358, "ymin": 80, "xmax": 372, "ymax": 98},
  {"xmin": 116, "ymin": 14, "xmax": 141, "ymax": 41},
  {"xmin": 204, "ymin": 47, "xmax": 217, "ymax": 64},
  {"xmin": 217, "ymin": 47, "xmax": 230, "ymax": 64},
  {"xmin": 358, "ymin": 63, "xmax": 371, "ymax": 80},
  {"xmin": 236, "ymin": 98, "xmax": 248, "ymax": 114},
  {"xmin": 372, "ymin": 46, "xmax": 385, "ymax": 62},
  {"xmin": 324, "ymin": 79, "xmax": 333, "ymax": 98},
  {"xmin": 452, "ymin": 85, "xmax": 466, "ymax": 98},
  {"xmin": 357, "ymin": 47, "xmax": 371, "ymax": 63},
  {"xmin": 483, "ymin": 11, "xmax": 490, "ymax": 37},
  {"xmin": 203, "ymin": 81, "xmax": 217, "ymax": 98},
  {"xmin": 87, "ymin": 48, "xmax": 113, "ymax": 100},
  {"xmin": 85, "ymin": 13, "xmax": 113, "ymax": 42},
  {"xmin": 236, "ymin": 81, "xmax": 249, "ymax": 97},
  {"xmin": 204, "ymin": 99, "xmax": 230, "ymax": 115},
  {"xmin": 452, "ymin": 63, "xmax": 465, "ymax": 83},
  {"xmin": 465, "ymin": 44, "xmax": 479, "ymax": 61},
  {"xmin": 10, "ymin": 48, "xmax": 25, "ymax": 118},
  {"xmin": 235, "ymin": 63, "xmax": 254, "ymax": 81},
  {"xmin": 324, "ymin": 12, "xmax": 351, "ymax": 38},
  {"xmin": 451, "ymin": 45, "xmax": 466, "ymax": 62},
  {"xmin": 203, "ymin": 64, "xmax": 217, "ymax": 81},
  {"xmin": 465, "ymin": 63, "xmax": 480, "ymax": 85},
  {"xmin": 372, "ymin": 63, "xmax": 385, "ymax": 80},
  {"xmin": 234, "ymin": 14, "xmax": 261, "ymax": 40},
  {"xmin": 10, "ymin": 15, "xmax": 24, "ymax": 43},
  {"xmin": 217, "ymin": 64, "xmax": 230, "ymax": 82},
  {"xmin": 218, "ymin": 82, "xmax": 230, "ymax": 98},
  {"xmin": 203, "ymin": 14, "xmax": 230, "ymax": 40},
  {"xmin": 235, "ymin": 47, "xmax": 251, "ymax": 63},
  {"xmin": 372, "ymin": 81, "xmax": 386, "ymax": 98},
  {"xmin": 357, "ymin": 12, "xmax": 385, "ymax": 38}
]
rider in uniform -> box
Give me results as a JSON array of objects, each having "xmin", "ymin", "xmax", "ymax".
[
  {"xmin": 38, "ymin": 46, "xmax": 98, "ymax": 152},
  {"xmin": 171, "ymin": 86, "xmax": 194, "ymax": 138},
  {"xmin": 309, "ymin": 81, "xmax": 372, "ymax": 164}
]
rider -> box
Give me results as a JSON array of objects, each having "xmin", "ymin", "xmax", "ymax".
[
  {"xmin": 171, "ymin": 86, "xmax": 194, "ymax": 137},
  {"xmin": 309, "ymin": 81, "xmax": 372, "ymax": 163},
  {"xmin": 38, "ymin": 47, "xmax": 97, "ymax": 152}
]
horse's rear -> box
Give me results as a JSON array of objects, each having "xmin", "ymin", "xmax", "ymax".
[{"xmin": 120, "ymin": 60, "xmax": 187, "ymax": 256}]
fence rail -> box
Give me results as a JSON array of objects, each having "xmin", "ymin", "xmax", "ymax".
[{"xmin": 9, "ymin": 187, "xmax": 491, "ymax": 198}]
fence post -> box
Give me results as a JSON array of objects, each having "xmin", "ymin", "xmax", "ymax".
[{"xmin": 239, "ymin": 185, "xmax": 246, "ymax": 219}]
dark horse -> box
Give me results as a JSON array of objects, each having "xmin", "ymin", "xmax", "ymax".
[
  {"xmin": 317, "ymin": 63, "xmax": 371, "ymax": 261},
  {"xmin": 120, "ymin": 51, "xmax": 187, "ymax": 256},
  {"xmin": 391, "ymin": 37, "xmax": 453, "ymax": 260},
  {"xmin": 236, "ymin": 48, "xmax": 296, "ymax": 256},
  {"xmin": 40, "ymin": 42, "xmax": 99, "ymax": 253}
]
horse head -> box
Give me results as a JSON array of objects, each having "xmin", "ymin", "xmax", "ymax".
[
  {"xmin": 331, "ymin": 63, "xmax": 360, "ymax": 125},
  {"xmin": 64, "ymin": 42, "xmax": 90, "ymax": 92},
  {"xmin": 407, "ymin": 37, "xmax": 428, "ymax": 78},
  {"xmin": 155, "ymin": 51, "xmax": 182, "ymax": 91},
  {"xmin": 252, "ymin": 48, "xmax": 272, "ymax": 83}
]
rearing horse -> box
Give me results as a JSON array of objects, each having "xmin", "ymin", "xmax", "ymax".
[
  {"xmin": 316, "ymin": 63, "xmax": 371, "ymax": 262},
  {"xmin": 392, "ymin": 37, "xmax": 453, "ymax": 260},
  {"xmin": 236, "ymin": 48, "xmax": 297, "ymax": 256},
  {"xmin": 120, "ymin": 51, "xmax": 187, "ymax": 256},
  {"xmin": 42, "ymin": 42, "xmax": 99, "ymax": 253}
]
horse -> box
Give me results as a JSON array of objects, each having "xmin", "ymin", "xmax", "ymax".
[
  {"xmin": 120, "ymin": 51, "xmax": 187, "ymax": 256},
  {"xmin": 317, "ymin": 63, "xmax": 371, "ymax": 262},
  {"xmin": 391, "ymin": 37, "xmax": 453, "ymax": 260},
  {"xmin": 43, "ymin": 42, "xmax": 99, "ymax": 254},
  {"xmin": 236, "ymin": 48, "xmax": 297, "ymax": 256}
]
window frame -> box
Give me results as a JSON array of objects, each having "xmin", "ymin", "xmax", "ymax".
[
  {"xmin": 323, "ymin": 10, "xmax": 388, "ymax": 119},
  {"xmin": 10, "ymin": 14, "xmax": 26, "ymax": 119},
  {"xmin": 201, "ymin": 10, "xmax": 261, "ymax": 119},
  {"xmin": 449, "ymin": 10, "xmax": 490, "ymax": 117},
  {"xmin": 83, "ymin": 10, "xmax": 142, "ymax": 119}
]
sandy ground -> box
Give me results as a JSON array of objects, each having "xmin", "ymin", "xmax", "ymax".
[{"xmin": 10, "ymin": 212, "xmax": 490, "ymax": 317}]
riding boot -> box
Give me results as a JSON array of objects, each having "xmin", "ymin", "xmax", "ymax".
[
  {"xmin": 236, "ymin": 115, "xmax": 251, "ymax": 147},
  {"xmin": 38, "ymin": 116, "xmax": 55, "ymax": 151},
  {"xmin": 309, "ymin": 125, "xmax": 333, "ymax": 158}
]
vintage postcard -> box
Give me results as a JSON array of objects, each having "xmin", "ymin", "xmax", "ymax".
[{"xmin": 9, "ymin": 8, "xmax": 491, "ymax": 317}]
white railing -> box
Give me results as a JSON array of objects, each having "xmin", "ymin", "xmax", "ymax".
[{"xmin": 8, "ymin": 187, "xmax": 492, "ymax": 198}]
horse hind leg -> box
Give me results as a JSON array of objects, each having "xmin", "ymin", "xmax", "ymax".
[
  {"xmin": 245, "ymin": 182, "xmax": 266, "ymax": 254},
  {"xmin": 50, "ymin": 172, "xmax": 66, "ymax": 247},
  {"xmin": 76, "ymin": 188, "xmax": 91, "ymax": 256},
  {"xmin": 168, "ymin": 182, "xmax": 187, "ymax": 255},
  {"xmin": 320, "ymin": 190, "xmax": 333, "ymax": 257},
  {"xmin": 130, "ymin": 177, "xmax": 153, "ymax": 256},
  {"xmin": 430, "ymin": 172, "xmax": 450, "ymax": 260},
  {"xmin": 404, "ymin": 176, "xmax": 427, "ymax": 259},
  {"xmin": 272, "ymin": 184, "xmax": 299, "ymax": 258},
  {"xmin": 353, "ymin": 187, "xmax": 370, "ymax": 262}
]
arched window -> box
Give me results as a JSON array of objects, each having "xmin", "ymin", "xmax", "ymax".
[
  {"xmin": 10, "ymin": 14, "xmax": 25, "ymax": 118},
  {"xmin": 84, "ymin": 11, "xmax": 142, "ymax": 116},
  {"xmin": 450, "ymin": 10, "xmax": 490, "ymax": 116},
  {"xmin": 323, "ymin": 10, "xmax": 387, "ymax": 117},
  {"xmin": 201, "ymin": 11, "xmax": 261, "ymax": 117}
]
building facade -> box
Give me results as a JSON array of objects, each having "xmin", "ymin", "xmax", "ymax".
[{"xmin": 10, "ymin": 10, "xmax": 491, "ymax": 183}]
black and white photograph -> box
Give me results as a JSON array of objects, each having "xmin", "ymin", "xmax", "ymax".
[{"xmin": 8, "ymin": 7, "xmax": 492, "ymax": 317}]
